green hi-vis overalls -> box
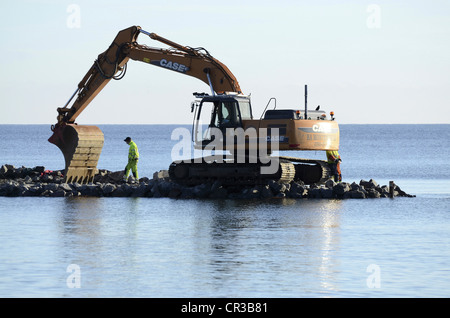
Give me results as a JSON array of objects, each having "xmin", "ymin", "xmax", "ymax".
[{"xmin": 125, "ymin": 141, "xmax": 139, "ymax": 179}]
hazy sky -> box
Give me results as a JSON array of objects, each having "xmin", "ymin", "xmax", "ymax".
[{"xmin": 1, "ymin": 0, "xmax": 449, "ymax": 124}]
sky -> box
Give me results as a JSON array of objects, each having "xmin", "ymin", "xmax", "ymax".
[{"xmin": 0, "ymin": 0, "xmax": 449, "ymax": 124}]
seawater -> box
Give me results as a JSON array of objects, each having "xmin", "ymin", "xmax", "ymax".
[{"xmin": 0, "ymin": 124, "xmax": 449, "ymax": 297}]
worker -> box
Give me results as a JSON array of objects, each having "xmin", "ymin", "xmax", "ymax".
[
  {"xmin": 326, "ymin": 150, "xmax": 342, "ymax": 182},
  {"xmin": 123, "ymin": 137, "xmax": 139, "ymax": 182}
]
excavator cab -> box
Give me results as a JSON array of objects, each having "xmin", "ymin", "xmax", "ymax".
[{"xmin": 192, "ymin": 94, "xmax": 253, "ymax": 150}]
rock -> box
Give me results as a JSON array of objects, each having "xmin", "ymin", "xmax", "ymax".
[
  {"xmin": 347, "ymin": 189, "xmax": 366, "ymax": 199},
  {"xmin": 289, "ymin": 182, "xmax": 307, "ymax": 198},
  {"xmin": 275, "ymin": 192, "xmax": 286, "ymax": 198},
  {"xmin": 4, "ymin": 165, "xmax": 18, "ymax": 179},
  {"xmin": 0, "ymin": 164, "xmax": 417, "ymax": 199},
  {"xmin": 44, "ymin": 183, "xmax": 59, "ymax": 192},
  {"xmin": 360, "ymin": 179, "xmax": 378, "ymax": 189},
  {"xmin": 59, "ymin": 183, "xmax": 73, "ymax": 192},
  {"xmin": 153, "ymin": 170, "xmax": 170, "ymax": 181},
  {"xmin": 33, "ymin": 166, "xmax": 45, "ymax": 174},
  {"xmin": 150, "ymin": 182, "xmax": 162, "ymax": 198},
  {"xmin": 261, "ymin": 185, "xmax": 274, "ymax": 199},
  {"xmin": 132, "ymin": 183, "xmax": 149, "ymax": 197},
  {"xmin": 320, "ymin": 188, "xmax": 334, "ymax": 199},
  {"xmin": 366, "ymin": 188, "xmax": 381, "ymax": 198},
  {"xmin": 325, "ymin": 179, "xmax": 337, "ymax": 189},
  {"xmin": 333, "ymin": 182, "xmax": 351, "ymax": 197},
  {"xmin": 139, "ymin": 177, "xmax": 150, "ymax": 183},
  {"xmin": 168, "ymin": 187, "xmax": 182, "ymax": 198},
  {"xmin": 41, "ymin": 174, "xmax": 54, "ymax": 183},
  {"xmin": 41, "ymin": 190, "xmax": 52, "ymax": 197},
  {"xmin": 210, "ymin": 180, "xmax": 222, "ymax": 193},
  {"xmin": 26, "ymin": 185, "xmax": 43, "ymax": 197},
  {"xmin": 180, "ymin": 187, "xmax": 195, "ymax": 199},
  {"xmin": 50, "ymin": 189, "xmax": 66, "ymax": 197},
  {"xmin": 193, "ymin": 183, "xmax": 211, "ymax": 199},
  {"xmin": 109, "ymin": 171, "xmax": 125, "ymax": 183},
  {"xmin": 268, "ymin": 180, "xmax": 285, "ymax": 193},
  {"xmin": 245, "ymin": 186, "xmax": 261, "ymax": 199},
  {"xmin": 0, "ymin": 165, "xmax": 8, "ymax": 176},
  {"xmin": 209, "ymin": 187, "xmax": 228, "ymax": 199},
  {"xmin": 18, "ymin": 184, "xmax": 30, "ymax": 196},
  {"xmin": 158, "ymin": 180, "xmax": 174, "ymax": 197},
  {"xmin": 79, "ymin": 184, "xmax": 100, "ymax": 196},
  {"xmin": 309, "ymin": 187, "xmax": 322, "ymax": 198},
  {"xmin": 102, "ymin": 183, "xmax": 116, "ymax": 195},
  {"xmin": 111, "ymin": 186, "xmax": 126, "ymax": 197},
  {"xmin": 23, "ymin": 176, "xmax": 33, "ymax": 184}
]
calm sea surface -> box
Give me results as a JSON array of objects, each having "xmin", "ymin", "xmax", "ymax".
[{"xmin": 0, "ymin": 124, "xmax": 449, "ymax": 298}]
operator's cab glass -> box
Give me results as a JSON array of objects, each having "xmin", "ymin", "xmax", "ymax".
[{"xmin": 193, "ymin": 96, "xmax": 252, "ymax": 147}]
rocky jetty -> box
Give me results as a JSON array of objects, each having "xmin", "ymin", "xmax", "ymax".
[{"xmin": 0, "ymin": 164, "xmax": 415, "ymax": 199}]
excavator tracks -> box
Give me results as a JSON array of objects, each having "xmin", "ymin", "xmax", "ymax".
[
  {"xmin": 278, "ymin": 156, "xmax": 331, "ymax": 185},
  {"xmin": 168, "ymin": 156, "xmax": 329, "ymax": 186}
]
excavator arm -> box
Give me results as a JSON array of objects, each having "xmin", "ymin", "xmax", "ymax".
[
  {"xmin": 49, "ymin": 25, "xmax": 241, "ymax": 183},
  {"xmin": 54, "ymin": 25, "xmax": 241, "ymax": 125}
]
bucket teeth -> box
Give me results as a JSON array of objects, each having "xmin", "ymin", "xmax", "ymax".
[{"xmin": 49, "ymin": 124, "xmax": 104, "ymax": 184}]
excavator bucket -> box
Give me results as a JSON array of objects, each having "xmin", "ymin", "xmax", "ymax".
[{"xmin": 48, "ymin": 124, "xmax": 104, "ymax": 184}]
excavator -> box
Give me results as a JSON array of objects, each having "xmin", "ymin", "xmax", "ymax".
[{"xmin": 49, "ymin": 25, "xmax": 340, "ymax": 185}]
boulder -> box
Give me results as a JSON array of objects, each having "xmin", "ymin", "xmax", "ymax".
[
  {"xmin": 360, "ymin": 179, "xmax": 378, "ymax": 189},
  {"xmin": 268, "ymin": 180, "xmax": 286, "ymax": 193},
  {"xmin": 150, "ymin": 182, "xmax": 162, "ymax": 198},
  {"xmin": 44, "ymin": 183, "xmax": 59, "ymax": 192},
  {"xmin": 132, "ymin": 183, "xmax": 150, "ymax": 197},
  {"xmin": 333, "ymin": 182, "xmax": 351, "ymax": 197},
  {"xmin": 320, "ymin": 188, "xmax": 334, "ymax": 199},
  {"xmin": 260, "ymin": 185, "xmax": 274, "ymax": 199},
  {"xmin": 153, "ymin": 170, "xmax": 170, "ymax": 181},
  {"xmin": 193, "ymin": 183, "xmax": 211, "ymax": 199},
  {"xmin": 102, "ymin": 183, "xmax": 116, "ymax": 195},
  {"xmin": 209, "ymin": 187, "xmax": 228, "ymax": 199},
  {"xmin": 347, "ymin": 189, "xmax": 366, "ymax": 199},
  {"xmin": 158, "ymin": 180, "xmax": 174, "ymax": 197},
  {"xmin": 59, "ymin": 183, "xmax": 73, "ymax": 192},
  {"xmin": 111, "ymin": 186, "xmax": 126, "ymax": 197},
  {"xmin": 366, "ymin": 188, "xmax": 381, "ymax": 198},
  {"xmin": 50, "ymin": 189, "xmax": 66, "ymax": 197},
  {"xmin": 0, "ymin": 165, "xmax": 8, "ymax": 176},
  {"xmin": 325, "ymin": 179, "xmax": 337, "ymax": 189},
  {"xmin": 0, "ymin": 164, "xmax": 417, "ymax": 199},
  {"xmin": 309, "ymin": 187, "xmax": 322, "ymax": 199},
  {"xmin": 33, "ymin": 166, "xmax": 45, "ymax": 174}
]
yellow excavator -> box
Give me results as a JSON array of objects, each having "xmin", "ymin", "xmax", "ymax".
[{"xmin": 49, "ymin": 25, "xmax": 339, "ymax": 185}]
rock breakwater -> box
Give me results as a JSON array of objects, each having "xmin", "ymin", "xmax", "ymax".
[{"xmin": 0, "ymin": 164, "xmax": 415, "ymax": 199}]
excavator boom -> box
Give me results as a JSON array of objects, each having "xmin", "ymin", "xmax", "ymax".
[{"xmin": 49, "ymin": 25, "xmax": 241, "ymax": 183}]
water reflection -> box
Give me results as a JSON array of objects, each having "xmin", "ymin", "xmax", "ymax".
[
  {"xmin": 54, "ymin": 196, "xmax": 344, "ymax": 296},
  {"xmin": 199, "ymin": 198, "xmax": 344, "ymax": 295},
  {"xmin": 57, "ymin": 197, "xmax": 144, "ymax": 295}
]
